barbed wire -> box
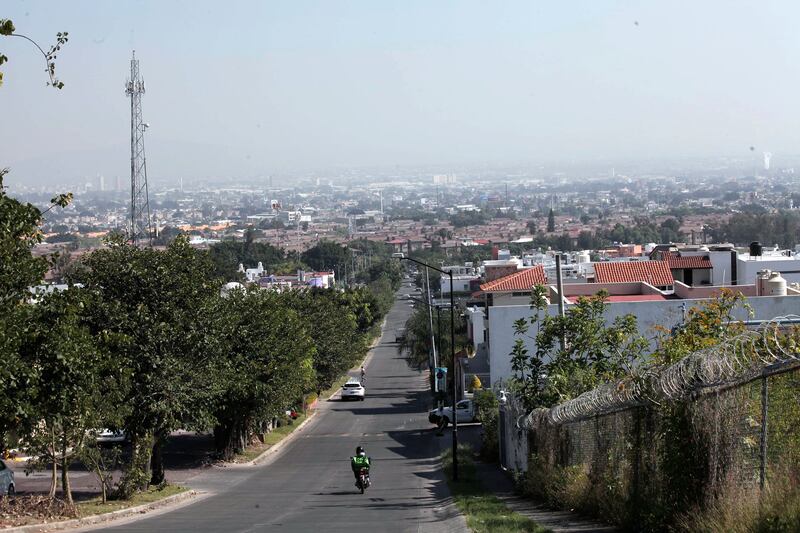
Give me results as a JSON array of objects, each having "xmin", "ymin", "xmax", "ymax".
[{"xmin": 534, "ymin": 315, "xmax": 800, "ymax": 425}]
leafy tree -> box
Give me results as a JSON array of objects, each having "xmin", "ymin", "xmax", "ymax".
[
  {"xmin": 21, "ymin": 288, "xmax": 112, "ymax": 504},
  {"xmin": 301, "ymin": 239, "xmax": 349, "ymax": 272},
  {"xmin": 547, "ymin": 209, "xmax": 555, "ymax": 232},
  {"xmin": 0, "ymin": 169, "xmax": 71, "ymax": 452},
  {"xmin": 210, "ymin": 289, "xmax": 314, "ymax": 460},
  {"xmin": 287, "ymin": 289, "xmax": 365, "ymax": 392},
  {"xmin": 580, "ymin": 214, "xmax": 591, "ymax": 225},
  {"xmin": 72, "ymin": 236, "xmax": 221, "ymax": 493},
  {"xmin": 208, "ymin": 238, "xmax": 285, "ymax": 281},
  {"xmin": 527, "ymin": 219, "xmax": 538, "ymax": 235},
  {"xmin": 651, "ymin": 289, "xmax": 752, "ymax": 365},
  {"xmin": 510, "ymin": 288, "xmax": 648, "ymax": 409},
  {"xmin": 450, "ymin": 210, "xmax": 488, "ymax": 228}
]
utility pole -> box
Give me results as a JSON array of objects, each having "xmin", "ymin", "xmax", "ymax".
[{"xmin": 126, "ymin": 51, "xmax": 152, "ymax": 245}]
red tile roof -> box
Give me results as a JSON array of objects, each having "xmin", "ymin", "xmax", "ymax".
[
  {"xmin": 665, "ymin": 256, "xmax": 712, "ymax": 269},
  {"xmin": 479, "ymin": 265, "xmax": 547, "ymax": 292},
  {"xmin": 594, "ymin": 261, "xmax": 674, "ymax": 286}
]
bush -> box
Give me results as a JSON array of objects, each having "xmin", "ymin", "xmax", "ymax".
[{"xmin": 473, "ymin": 390, "xmax": 499, "ymax": 462}]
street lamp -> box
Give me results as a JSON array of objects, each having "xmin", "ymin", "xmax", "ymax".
[{"xmin": 398, "ymin": 255, "xmax": 459, "ymax": 481}]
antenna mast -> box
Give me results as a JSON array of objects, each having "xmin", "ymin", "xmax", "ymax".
[{"xmin": 125, "ymin": 50, "xmax": 152, "ymax": 245}]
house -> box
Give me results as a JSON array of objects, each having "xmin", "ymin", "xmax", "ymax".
[
  {"xmin": 480, "ymin": 275, "xmax": 800, "ymax": 388},
  {"xmin": 664, "ymin": 253, "xmax": 713, "ymax": 286},
  {"xmin": 478, "ymin": 265, "xmax": 548, "ymax": 307}
]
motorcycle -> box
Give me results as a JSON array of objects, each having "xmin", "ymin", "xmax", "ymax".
[{"xmin": 356, "ymin": 467, "xmax": 370, "ymax": 494}]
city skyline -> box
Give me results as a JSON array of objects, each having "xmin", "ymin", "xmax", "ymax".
[{"xmin": 3, "ymin": 1, "xmax": 800, "ymax": 185}]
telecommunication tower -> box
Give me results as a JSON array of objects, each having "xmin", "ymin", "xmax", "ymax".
[{"xmin": 125, "ymin": 51, "xmax": 152, "ymax": 245}]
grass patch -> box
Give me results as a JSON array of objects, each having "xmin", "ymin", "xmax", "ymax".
[
  {"xmin": 234, "ymin": 412, "xmax": 309, "ymax": 463},
  {"xmin": 77, "ymin": 484, "xmax": 187, "ymax": 517},
  {"xmin": 442, "ymin": 444, "xmax": 550, "ymax": 533}
]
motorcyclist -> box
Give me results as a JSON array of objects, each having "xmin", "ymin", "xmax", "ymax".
[{"xmin": 350, "ymin": 446, "xmax": 371, "ymax": 487}]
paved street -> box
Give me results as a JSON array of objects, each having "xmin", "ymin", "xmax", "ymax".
[{"xmin": 89, "ymin": 284, "xmax": 466, "ymax": 533}]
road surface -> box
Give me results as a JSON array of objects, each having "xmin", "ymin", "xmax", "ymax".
[{"xmin": 93, "ymin": 283, "xmax": 465, "ymax": 533}]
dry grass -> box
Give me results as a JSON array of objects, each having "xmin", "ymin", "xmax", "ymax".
[{"xmin": 676, "ymin": 472, "xmax": 800, "ymax": 533}]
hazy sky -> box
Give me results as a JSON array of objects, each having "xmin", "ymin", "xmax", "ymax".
[{"xmin": 2, "ymin": 1, "xmax": 800, "ymax": 184}]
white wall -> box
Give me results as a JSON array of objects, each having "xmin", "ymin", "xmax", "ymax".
[
  {"xmin": 440, "ymin": 277, "xmax": 474, "ymax": 294},
  {"xmin": 737, "ymin": 256, "xmax": 800, "ymax": 285},
  {"xmin": 487, "ymin": 295, "xmax": 800, "ymax": 387},
  {"xmin": 466, "ymin": 307, "xmax": 485, "ymax": 352}
]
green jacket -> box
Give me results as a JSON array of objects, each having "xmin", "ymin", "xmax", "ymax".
[{"xmin": 351, "ymin": 455, "xmax": 371, "ymax": 472}]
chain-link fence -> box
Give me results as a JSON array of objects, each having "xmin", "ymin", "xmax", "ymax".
[{"xmin": 499, "ymin": 316, "xmax": 800, "ymax": 529}]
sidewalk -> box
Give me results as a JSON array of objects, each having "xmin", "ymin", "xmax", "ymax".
[
  {"xmin": 472, "ymin": 461, "xmax": 616, "ymax": 533},
  {"xmin": 455, "ymin": 425, "xmax": 617, "ymax": 533}
]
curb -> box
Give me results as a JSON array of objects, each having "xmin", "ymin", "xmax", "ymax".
[
  {"xmin": 250, "ymin": 410, "xmax": 317, "ymax": 466},
  {"xmin": 1, "ymin": 489, "xmax": 198, "ymax": 533}
]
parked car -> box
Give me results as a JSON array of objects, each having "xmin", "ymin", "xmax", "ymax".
[
  {"xmin": 428, "ymin": 399, "xmax": 478, "ymax": 425},
  {"xmin": 341, "ymin": 379, "xmax": 365, "ymax": 401},
  {"xmin": 0, "ymin": 459, "xmax": 15, "ymax": 496},
  {"xmin": 94, "ymin": 429, "xmax": 127, "ymax": 444}
]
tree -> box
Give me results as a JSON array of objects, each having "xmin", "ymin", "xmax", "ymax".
[
  {"xmin": 0, "ymin": 19, "xmax": 69, "ymax": 89},
  {"xmin": 652, "ymin": 289, "xmax": 752, "ymax": 365},
  {"xmin": 547, "ymin": 209, "xmax": 555, "ymax": 232},
  {"xmin": 72, "ymin": 236, "xmax": 221, "ymax": 494},
  {"xmin": 527, "ymin": 220, "xmax": 538, "ymax": 235},
  {"xmin": 580, "ymin": 214, "xmax": 591, "ymax": 225},
  {"xmin": 509, "ymin": 288, "xmax": 648, "ymax": 409},
  {"xmin": 0, "ymin": 169, "xmax": 71, "ymax": 452},
  {"xmin": 287, "ymin": 289, "xmax": 365, "ymax": 392},
  {"xmin": 21, "ymin": 288, "xmax": 112, "ymax": 504},
  {"xmin": 210, "ymin": 289, "xmax": 314, "ymax": 460},
  {"xmin": 301, "ymin": 240, "xmax": 349, "ymax": 272},
  {"xmin": 208, "ymin": 239, "xmax": 285, "ymax": 281}
]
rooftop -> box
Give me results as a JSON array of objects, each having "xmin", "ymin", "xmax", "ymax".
[
  {"xmin": 479, "ymin": 265, "xmax": 547, "ymax": 292},
  {"xmin": 665, "ymin": 256, "xmax": 712, "ymax": 269},
  {"xmin": 594, "ymin": 261, "xmax": 674, "ymax": 286}
]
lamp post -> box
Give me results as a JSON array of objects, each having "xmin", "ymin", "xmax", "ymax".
[{"xmin": 399, "ymin": 256, "xmax": 458, "ymax": 481}]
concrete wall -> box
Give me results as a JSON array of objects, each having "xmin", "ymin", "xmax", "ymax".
[
  {"xmin": 737, "ymin": 256, "xmax": 800, "ymax": 285},
  {"xmin": 440, "ymin": 276, "xmax": 475, "ymax": 294},
  {"xmin": 487, "ymin": 295, "xmax": 800, "ymax": 387},
  {"xmin": 673, "ymin": 281, "xmax": 757, "ymax": 299}
]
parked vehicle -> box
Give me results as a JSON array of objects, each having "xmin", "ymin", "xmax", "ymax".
[
  {"xmin": 94, "ymin": 429, "xmax": 127, "ymax": 444},
  {"xmin": 341, "ymin": 379, "xmax": 365, "ymax": 401},
  {"xmin": 428, "ymin": 399, "xmax": 478, "ymax": 425},
  {"xmin": 0, "ymin": 459, "xmax": 15, "ymax": 496}
]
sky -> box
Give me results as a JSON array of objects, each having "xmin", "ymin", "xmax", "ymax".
[{"xmin": 2, "ymin": 0, "xmax": 800, "ymax": 185}]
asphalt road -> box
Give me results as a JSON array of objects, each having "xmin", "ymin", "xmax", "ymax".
[{"xmin": 92, "ymin": 283, "xmax": 466, "ymax": 533}]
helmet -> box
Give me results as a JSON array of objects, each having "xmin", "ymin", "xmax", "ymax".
[{"xmin": 356, "ymin": 446, "xmax": 364, "ymax": 455}]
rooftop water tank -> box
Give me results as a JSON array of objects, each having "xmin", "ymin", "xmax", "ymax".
[
  {"xmin": 764, "ymin": 272, "xmax": 787, "ymax": 296},
  {"xmin": 576, "ymin": 251, "xmax": 591, "ymax": 264},
  {"xmin": 750, "ymin": 241, "xmax": 763, "ymax": 257}
]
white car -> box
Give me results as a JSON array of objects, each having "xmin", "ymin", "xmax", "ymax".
[
  {"xmin": 341, "ymin": 379, "xmax": 365, "ymax": 401},
  {"xmin": 94, "ymin": 429, "xmax": 127, "ymax": 444},
  {"xmin": 0, "ymin": 459, "xmax": 15, "ymax": 496}
]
